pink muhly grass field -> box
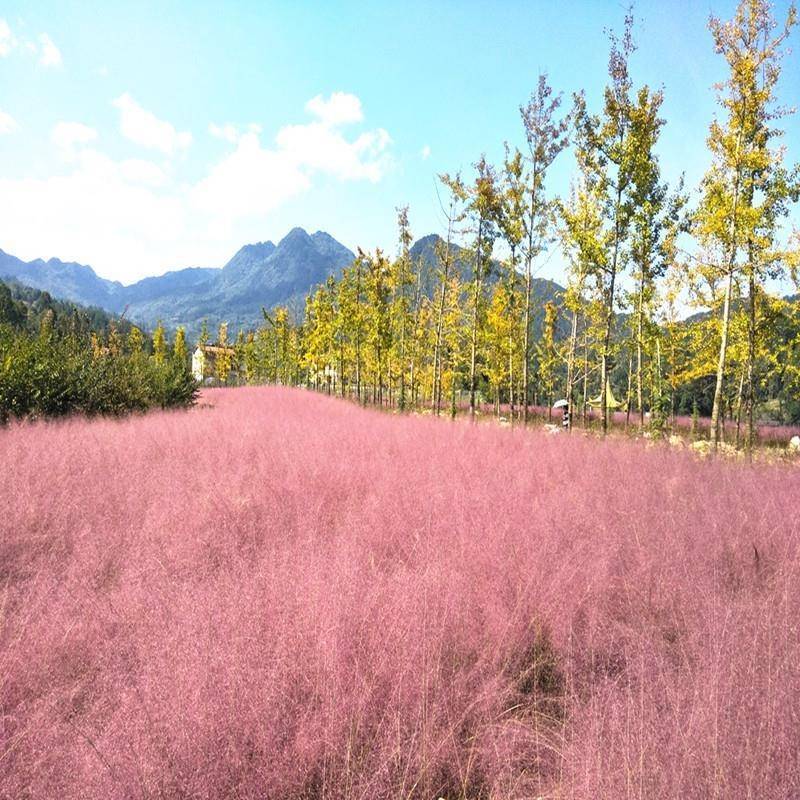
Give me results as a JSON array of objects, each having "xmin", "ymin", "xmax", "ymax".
[{"xmin": 2, "ymin": 386, "xmax": 799, "ymax": 799}]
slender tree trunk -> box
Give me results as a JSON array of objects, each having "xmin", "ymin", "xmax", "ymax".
[
  {"xmin": 735, "ymin": 365, "xmax": 745, "ymax": 450},
  {"xmin": 582, "ymin": 327, "xmax": 589, "ymax": 425},
  {"xmin": 450, "ymin": 364, "xmax": 457, "ymax": 419},
  {"xmin": 469, "ymin": 221, "xmax": 484, "ymax": 419},
  {"xmin": 710, "ymin": 267, "xmax": 735, "ymax": 446},
  {"xmin": 745, "ymin": 264, "xmax": 757, "ymax": 456},
  {"xmin": 522, "ymin": 264, "xmax": 532, "ymax": 424},
  {"xmin": 433, "ymin": 228, "xmax": 454, "ymax": 416},
  {"xmin": 636, "ymin": 271, "xmax": 645, "ymax": 431},
  {"xmin": 409, "ymin": 269, "xmax": 422, "ymax": 410},
  {"xmin": 508, "ymin": 253, "xmax": 516, "ymax": 422},
  {"xmin": 601, "ymin": 192, "xmax": 623, "ymax": 437},
  {"xmin": 355, "ymin": 260, "xmax": 363, "ymax": 404},
  {"xmin": 625, "ymin": 351, "xmax": 633, "ymax": 430},
  {"xmin": 339, "ymin": 343, "xmax": 345, "ymax": 398},
  {"xmin": 565, "ymin": 309, "xmax": 579, "ymax": 432},
  {"xmin": 711, "ymin": 125, "xmax": 742, "ymax": 448}
]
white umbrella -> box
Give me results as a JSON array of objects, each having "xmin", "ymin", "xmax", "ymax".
[{"xmin": 553, "ymin": 399, "xmax": 569, "ymax": 409}]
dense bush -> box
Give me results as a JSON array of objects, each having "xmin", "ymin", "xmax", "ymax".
[
  {"xmin": 1, "ymin": 386, "xmax": 799, "ymax": 798},
  {"xmin": 0, "ymin": 279, "xmax": 197, "ymax": 422},
  {"xmin": 0, "ymin": 325, "xmax": 196, "ymax": 421}
]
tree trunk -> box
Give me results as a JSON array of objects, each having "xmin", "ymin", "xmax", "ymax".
[
  {"xmin": 735, "ymin": 365, "xmax": 745, "ymax": 450},
  {"xmin": 745, "ymin": 265, "xmax": 757, "ymax": 457},
  {"xmin": 711, "ymin": 124, "xmax": 743, "ymax": 448},
  {"xmin": 582, "ymin": 327, "xmax": 589, "ymax": 425},
  {"xmin": 355, "ymin": 260, "xmax": 363, "ymax": 404},
  {"xmin": 600, "ymin": 191, "xmax": 623, "ymax": 437},
  {"xmin": 469, "ymin": 221, "xmax": 484, "ymax": 419},
  {"xmin": 636, "ymin": 270, "xmax": 645, "ymax": 431},
  {"xmin": 565, "ymin": 309, "xmax": 579, "ymax": 432},
  {"xmin": 625, "ymin": 351, "xmax": 633, "ymax": 430},
  {"xmin": 522, "ymin": 264, "xmax": 532, "ymax": 424},
  {"xmin": 710, "ymin": 267, "xmax": 735, "ymax": 447}
]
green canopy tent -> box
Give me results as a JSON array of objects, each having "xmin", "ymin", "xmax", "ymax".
[{"xmin": 587, "ymin": 381, "xmax": 627, "ymax": 412}]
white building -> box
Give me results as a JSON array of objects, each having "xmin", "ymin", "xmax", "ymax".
[{"xmin": 192, "ymin": 344, "xmax": 237, "ymax": 383}]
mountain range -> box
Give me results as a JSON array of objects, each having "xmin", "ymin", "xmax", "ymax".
[{"xmin": 0, "ymin": 228, "xmax": 565, "ymax": 338}]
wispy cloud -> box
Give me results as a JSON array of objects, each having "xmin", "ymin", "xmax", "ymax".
[
  {"xmin": 421, "ymin": 144, "xmax": 431, "ymax": 160},
  {"xmin": 195, "ymin": 93, "xmax": 391, "ymax": 221},
  {"xmin": 0, "ymin": 19, "xmax": 14, "ymax": 56},
  {"xmin": 209, "ymin": 122, "xmax": 246, "ymax": 144},
  {"xmin": 1, "ymin": 20, "xmax": 63, "ymax": 67},
  {"xmin": 305, "ymin": 92, "xmax": 363, "ymax": 126},
  {"xmin": 38, "ymin": 33, "xmax": 62, "ymax": 67},
  {"xmin": 51, "ymin": 121, "xmax": 97, "ymax": 152},
  {"xmin": 0, "ymin": 109, "xmax": 18, "ymax": 134},
  {"xmin": 113, "ymin": 93, "xmax": 192, "ymax": 155}
]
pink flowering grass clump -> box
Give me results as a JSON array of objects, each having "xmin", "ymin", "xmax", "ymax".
[{"xmin": 2, "ymin": 385, "xmax": 800, "ymax": 799}]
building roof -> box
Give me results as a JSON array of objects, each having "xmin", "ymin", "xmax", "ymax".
[{"xmin": 197, "ymin": 344, "xmax": 236, "ymax": 356}]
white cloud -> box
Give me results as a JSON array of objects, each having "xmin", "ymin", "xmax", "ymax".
[
  {"xmin": 305, "ymin": 92, "xmax": 363, "ymax": 126},
  {"xmin": 113, "ymin": 93, "xmax": 192, "ymax": 155},
  {"xmin": 0, "ymin": 149, "xmax": 189, "ymax": 284},
  {"xmin": 51, "ymin": 121, "xmax": 97, "ymax": 151},
  {"xmin": 0, "ymin": 92, "xmax": 391, "ymax": 282},
  {"xmin": 209, "ymin": 122, "xmax": 239, "ymax": 144},
  {"xmin": 119, "ymin": 159, "xmax": 167, "ymax": 187},
  {"xmin": 421, "ymin": 144, "xmax": 431, "ymax": 160},
  {"xmin": 209, "ymin": 121, "xmax": 263, "ymax": 144},
  {"xmin": 0, "ymin": 19, "xmax": 15, "ymax": 56},
  {"xmin": 193, "ymin": 131, "xmax": 310, "ymax": 219},
  {"xmin": 97, "ymin": 64, "xmax": 109, "ymax": 77},
  {"xmin": 0, "ymin": 109, "xmax": 18, "ymax": 134},
  {"xmin": 275, "ymin": 122, "xmax": 390, "ymax": 182},
  {"xmin": 196, "ymin": 99, "xmax": 391, "ymax": 222},
  {"xmin": 38, "ymin": 33, "xmax": 62, "ymax": 68}
]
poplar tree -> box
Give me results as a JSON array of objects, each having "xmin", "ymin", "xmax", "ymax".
[
  {"xmin": 695, "ymin": 0, "xmax": 797, "ymax": 447},
  {"xmin": 362, "ymin": 249, "xmax": 392, "ymax": 405},
  {"xmin": 537, "ymin": 301, "xmax": 559, "ymax": 415},
  {"xmin": 466, "ymin": 156, "xmax": 500, "ymax": 418},
  {"xmin": 519, "ymin": 74, "xmax": 571, "ymax": 423},
  {"xmin": 497, "ymin": 147, "xmax": 526, "ymax": 416},
  {"xmin": 392, "ymin": 206, "xmax": 415, "ymax": 410},
  {"xmin": 127, "ymin": 325, "xmax": 144, "ymax": 355},
  {"xmin": 433, "ymin": 173, "xmax": 468, "ymax": 415},
  {"xmin": 573, "ymin": 9, "xmax": 637, "ymax": 434},
  {"xmin": 338, "ymin": 259, "xmax": 366, "ymax": 402},
  {"xmin": 152, "ymin": 321, "xmax": 167, "ymax": 365},
  {"xmin": 558, "ymin": 178, "xmax": 608, "ymax": 427},
  {"xmin": 173, "ymin": 326, "xmax": 188, "ymax": 365}
]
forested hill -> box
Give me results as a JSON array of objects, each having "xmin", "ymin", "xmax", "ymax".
[{"xmin": 0, "ymin": 279, "xmax": 138, "ymax": 338}]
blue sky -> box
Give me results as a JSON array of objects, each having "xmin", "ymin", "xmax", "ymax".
[{"xmin": 0, "ymin": 0, "xmax": 798, "ymax": 285}]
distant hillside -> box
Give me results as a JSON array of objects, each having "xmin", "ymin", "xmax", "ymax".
[
  {"xmin": 0, "ymin": 249, "xmax": 125, "ymax": 309},
  {"xmin": 409, "ymin": 233, "xmax": 566, "ymax": 337},
  {"xmin": 1, "ymin": 278, "xmax": 138, "ymax": 337},
  {"xmin": 1, "ymin": 229, "xmax": 568, "ymax": 340},
  {"xmin": 0, "ymin": 228, "xmax": 356, "ymax": 336}
]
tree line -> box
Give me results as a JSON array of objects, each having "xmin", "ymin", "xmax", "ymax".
[
  {"xmin": 216, "ymin": 0, "xmax": 799, "ymax": 450},
  {"xmin": 0, "ymin": 280, "xmax": 196, "ymax": 421}
]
